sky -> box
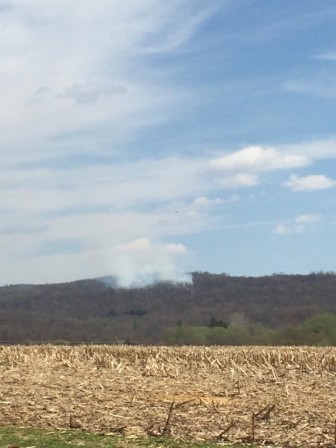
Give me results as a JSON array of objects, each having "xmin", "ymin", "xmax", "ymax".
[{"xmin": 1, "ymin": 0, "xmax": 336, "ymax": 286}]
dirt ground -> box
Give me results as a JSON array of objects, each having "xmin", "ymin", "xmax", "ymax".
[{"xmin": 0, "ymin": 345, "xmax": 335, "ymax": 447}]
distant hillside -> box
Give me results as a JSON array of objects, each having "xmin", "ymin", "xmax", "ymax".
[{"xmin": 0, "ymin": 271, "xmax": 335, "ymax": 343}]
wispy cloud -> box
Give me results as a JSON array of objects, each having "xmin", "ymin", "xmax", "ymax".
[
  {"xmin": 0, "ymin": 1, "xmax": 225, "ymax": 284},
  {"xmin": 283, "ymin": 76, "xmax": 336, "ymax": 99},
  {"xmin": 0, "ymin": 0, "xmax": 216, "ymax": 163},
  {"xmin": 191, "ymin": 196, "xmax": 223, "ymax": 207},
  {"xmin": 0, "ymin": 224, "xmax": 48, "ymax": 235},
  {"xmin": 274, "ymin": 214, "xmax": 321, "ymax": 234},
  {"xmin": 0, "ymin": 135, "xmax": 330, "ymax": 284},
  {"xmin": 0, "ymin": 154, "xmax": 221, "ymax": 284},
  {"xmin": 278, "ymin": 139, "xmax": 336, "ymax": 159},
  {"xmin": 216, "ymin": 173, "xmax": 259, "ymax": 188},
  {"xmin": 283, "ymin": 174, "xmax": 336, "ymax": 191},
  {"xmin": 1, "ymin": 2, "xmax": 336, "ymax": 283},
  {"xmin": 59, "ymin": 83, "xmax": 127, "ymax": 104},
  {"xmin": 315, "ymin": 51, "xmax": 336, "ymax": 61}
]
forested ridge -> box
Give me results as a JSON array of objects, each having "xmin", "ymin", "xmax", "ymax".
[{"xmin": 0, "ymin": 271, "xmax": 335, "ymax": 344}]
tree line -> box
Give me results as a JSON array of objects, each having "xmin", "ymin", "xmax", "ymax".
[
  {"xmin": 0, "ymin": 272, "xmax": 336, "ymax": 344},
  {"xmin": 163, "ymin": 313, "xmax": 336, "ymax": 346}
]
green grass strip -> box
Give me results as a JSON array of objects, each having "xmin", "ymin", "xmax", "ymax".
[{"xmin": 0, "ymin": 426, "xmax": 242, "ymax": 448}]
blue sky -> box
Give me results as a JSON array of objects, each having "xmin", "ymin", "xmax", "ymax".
[{"xmin": 1, "ymin": 0, "xmax": 336, "ymax": 286}]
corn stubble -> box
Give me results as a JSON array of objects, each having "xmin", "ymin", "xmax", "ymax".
[{"xmin": 0, "ymin": 344, "xmax": 335, "ymax": 447}]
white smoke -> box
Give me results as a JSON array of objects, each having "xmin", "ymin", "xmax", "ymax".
[{"xmin": 108, "ymin": 238, "xmax": 191, "ymax": 287}]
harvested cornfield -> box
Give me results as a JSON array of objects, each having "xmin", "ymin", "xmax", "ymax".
[{"xmin": 0, "ymin": 345, "xmax": 335, "ymax": 447}]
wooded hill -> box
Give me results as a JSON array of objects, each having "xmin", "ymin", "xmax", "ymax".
[{"xmin": 0, "ymin": 271, "xmax": 335, "ymax": 344}]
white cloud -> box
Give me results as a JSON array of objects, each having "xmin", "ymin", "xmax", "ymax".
[
  {"xmin": 274, "ymin": 214, "xmax": 321, "ymax": 234},
  {"xmin": 0, "ymin": 0, "xmax": 213, "ymax": 162},
  {"xmin": 209, "ymin": 146, "xmax": 310, "ymax": 172},
  {"xmin": 163, "ymin": 243, "xmax": 187, "ymax": 255},
  {"xmin": 273, "ymin": 224, "xmax": 290, "ymax": 234},
  {"xmin": 217, "ymin": 172, "xmax": 259, "ymax": 188},
  {"xmin": 277, "ymin": 139, "xmax": 336, "ymax": 159},
  {"xmin": 0, "ymin": 134, "xmax": 331, "ymax": 285},
  {"xmin": 296, "ymin": 214, "xmax": 321, "ymax": 224},
  {"xmin": 0, "ymin": 156, "xmax": 205, "ymax": 212},
  {"xmin": 0, "ymin": 0, "xmax": 222, "ymax": 285},
  {"xmin": 283, "ymin": 174, "xmax": 336, "ymax": 191},
  {"xmin": 0, "ymin": 209, "xmax": 193, "ymax": 284},
  {"xmin": 117, "ymin": 238, "xmax": 187, "ymax": 257},
  {"xmin": 0, "ymin": 154, "xmax": 218, "ymax": 285},
  {"xmin": 118, "ymin": 238, "xmax": 151, "ymax": 253},
  {"xmin": 191, "ymin": 196, "xmax": 222, "ymax": 207}
]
